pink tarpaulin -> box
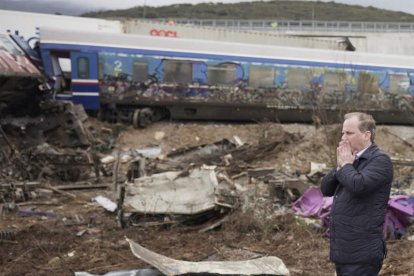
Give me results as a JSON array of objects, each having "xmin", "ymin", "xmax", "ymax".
[
  {"xmin": 292, "ymin": 187, "xmax": 414, "ymax": 239},
  {"xmin": 292, "ymin": 187, "xmax": 332, "ymax": 228},
  {"xmin": 385, "ymin": 195, "xmax": 414, "ymax": 239}
]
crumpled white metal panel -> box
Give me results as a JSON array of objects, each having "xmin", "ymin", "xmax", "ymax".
[
  {"xmin": 127, "ymin": 238, "xmax": 290, "ymax": 276},
  {"xmin": 124, "ymin": 168, "xmax": 218, "ymax": 214}
]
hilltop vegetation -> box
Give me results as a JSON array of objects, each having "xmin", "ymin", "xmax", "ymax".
[{"xmin": 82, "ymin": 1, "xmax": 414, "ymax": 22}]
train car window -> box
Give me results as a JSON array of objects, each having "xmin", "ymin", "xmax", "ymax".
[
  {"xmin": 388, "ymin": 74, "xmax": 410, "ymax": 94},
  {"xmin": 358, "ymin": 72, "xmax": 379, "ymax": 93},
  {"xmin": 77, "ymin": 57, "xmax": 89, "ymax": 79},
  {"xmin": 208, "ymin": 64, "xmax": 236, "ymax": 85},
  {"xmin": 164, "ymin": 60, "xmax": 192, "ymax": 84},
  {"xmin": 249, "ymin": 66, "xmax": 275, "ymax": 87},
  {"xmin": 323, "ymin": 72, "xmax": 347, "ymax": 93},
  {"xmin": 286, "ymin": 68, "xmax": 311, "ymax": 90},
  {"xmin": 132, "ymin": 59, "xmax": 148, "ymax": 82}
]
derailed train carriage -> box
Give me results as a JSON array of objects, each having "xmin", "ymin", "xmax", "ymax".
[
  {"xmin": 38, "ymin": 27, "xmax": 414, "ymax": 126},
  {"xmin": 0, "ymin": 34, "xmax": 45, "ymax": 115}
]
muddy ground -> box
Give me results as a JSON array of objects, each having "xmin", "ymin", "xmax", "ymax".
[{"xmin": 1, "ymin": 120, "xmax": 414, "ymax": 276}]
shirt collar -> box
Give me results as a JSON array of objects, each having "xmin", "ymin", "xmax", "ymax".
[{"xmin": 356, "ymin": 143, "xmax": 372, "ymax": 159}]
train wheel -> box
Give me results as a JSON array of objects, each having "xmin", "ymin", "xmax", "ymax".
[
  {"xmin": 139, "ymin": 108, "xmax": 153, "ymax": 128},
  {"xmin": 151, "ymin": 108, "xmax": 164, "ymax": 122},
  {"xmin": 132, "ymin": 109, "xmax": 141, "ymax": 129}
]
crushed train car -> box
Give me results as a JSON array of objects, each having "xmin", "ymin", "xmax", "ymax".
[
  {"xmin": 0, "ymin": 34, "xmax": 45, "ymax": 116},
  {"xmin": 0, "ymin": 31, "xmax": 94, "ymax": 183}
]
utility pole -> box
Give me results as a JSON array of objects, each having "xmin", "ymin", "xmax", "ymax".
[{"xmin": 143, "ymin": 0, "xmax": 147, "ymax": 19}]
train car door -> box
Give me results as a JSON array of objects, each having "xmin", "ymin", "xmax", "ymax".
[{"xmin": 70, "ymin": 52, "xmax": 99, "ymax": 110}]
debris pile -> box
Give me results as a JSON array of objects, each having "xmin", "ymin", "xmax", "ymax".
[
  {"xmin": 1, "ymin": 119, "xmax": 414, "ymax": 275},
  {"xmin": 0, "ymin": 100, "xmax": 95, "ymax": 206}
]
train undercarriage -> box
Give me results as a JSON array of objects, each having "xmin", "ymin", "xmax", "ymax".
[{"xmin": 97, "ymin": 100, "xmax": 414, "ymax": 128}]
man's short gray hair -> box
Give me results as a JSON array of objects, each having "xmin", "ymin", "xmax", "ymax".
[{"xmin": 344, "ymin": 112, "xmax": 376, "ymax": 142}]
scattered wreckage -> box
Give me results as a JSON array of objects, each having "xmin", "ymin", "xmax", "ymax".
[
  {"xmin": 2, "ymin": 98, "xmax": 414, "ymax": 268},
  {"xmin": 91, "ymin": 132, "xmax": 414, "ymax": 237},
  {"xmin": 1, "ymin": 27, "xmax": 414, "ymax": 276},
  {"xmin": 103, "ymin": 132, "xmax": 309, "ymax": 232},
  {"xmin": 0, "ymin": 101, "xmax": 93, "ymax": 181},
  {"xmin": 1, "ymin": 37, "xmax": 413, "ymax": 272},
  {"xmin": 0, "ymin": 32, "xmax": 95, "ymax": 186},
  {"xmin": 0, "ymin": 61, "xmax": 99, "ymax": 206},
  {"xmin": 2, "ymin": 118, "xmax": 414, "ymax": 275},
  {"xmin": 0, "ymin": 33, "xmax": 102, "ymax": 208}
]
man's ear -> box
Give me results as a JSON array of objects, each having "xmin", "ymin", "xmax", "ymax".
[{"xmin": 365, "ymin": 131, "xmax": 372, "ymax": 142}]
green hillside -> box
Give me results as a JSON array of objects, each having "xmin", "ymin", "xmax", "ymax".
[{"xmin": 82, "ymin": 1, "xmax": 414, "ymax": 22}]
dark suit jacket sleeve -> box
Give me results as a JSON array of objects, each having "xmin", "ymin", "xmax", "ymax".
[
  {"xmin": 336, "ymin": 154, "xmax": 393, "ymax": 196},
  {"xmin": 321, "ymin": 168, "xmax": 340, "ymax": 196}
]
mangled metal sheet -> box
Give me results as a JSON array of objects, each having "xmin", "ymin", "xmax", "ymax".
[
  {"xmin": 0, "ymin": 35, "xmax": 42, "ymax": 76},
  {"xmin": 0, "ymin": 34, "xmax": 44, "ymax": 108},
  {"xmin": 126, "ymin": 238, "xmax": 290, "ymax": 276},
  {"xmin": 124, "ymin": 167, "xmax": 218, "ymax": 214},
  {"xmin": 1, "ymin": 100, "xmax": 93, "ymax": 184}
]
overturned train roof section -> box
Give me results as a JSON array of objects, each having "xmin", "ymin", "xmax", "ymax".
[{"xmin": 0, "ymin": 34, "xmax": 43, "ymax": 108}]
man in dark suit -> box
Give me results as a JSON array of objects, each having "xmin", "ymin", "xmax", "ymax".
[{"xmin": 321, "ymin": 112, "xmax": 393, "ymax": 276}]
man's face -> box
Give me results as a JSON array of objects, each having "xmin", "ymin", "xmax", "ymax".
[{"xmin": 341, "ymin": 116, "xmax": 370, "ymax": 153}]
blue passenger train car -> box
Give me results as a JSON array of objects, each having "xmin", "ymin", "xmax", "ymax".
[{"xmin": 39, "ymin": 28, "xmax": 414, "ymax": 126}]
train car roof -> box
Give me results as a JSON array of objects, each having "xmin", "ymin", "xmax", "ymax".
[{"xmin": 39, "ymin": 27, "xmax": 414, "ymax": 72}]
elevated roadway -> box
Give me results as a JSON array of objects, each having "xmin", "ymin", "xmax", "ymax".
[{"xmin": 150, "ymin": 19, "xmax": 414, "ymax": 55}]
